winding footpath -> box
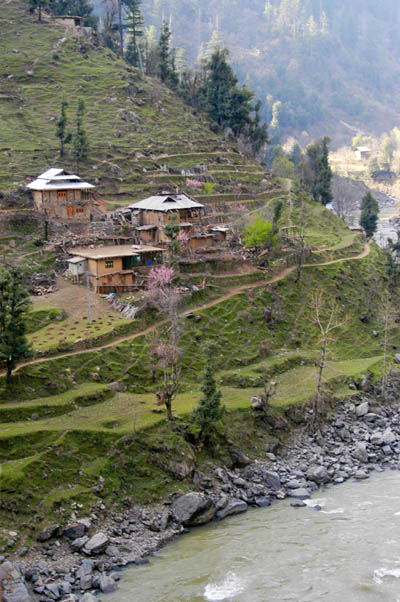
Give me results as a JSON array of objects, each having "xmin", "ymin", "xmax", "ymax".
[{"xmin": 4, "ymin": 242, "xmax": 371, "ymax": 376}]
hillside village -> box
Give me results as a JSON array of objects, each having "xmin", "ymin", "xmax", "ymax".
[{"xmin": 3, "ymin": 2, "xmax": 400, "ymax": 601}]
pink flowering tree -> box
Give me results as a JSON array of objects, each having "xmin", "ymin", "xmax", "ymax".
[{"xmin": 186, "ymin": 178, "xmax": 203, "ymax": 189}]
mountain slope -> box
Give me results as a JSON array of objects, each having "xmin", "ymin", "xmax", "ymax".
[
  {"xmin": 0, "ymin": 1, "xmax": 276, "ymax": 208},
  {"xmin": 139, "ymin": 0, "xmax": 400, "ymax": 145}
]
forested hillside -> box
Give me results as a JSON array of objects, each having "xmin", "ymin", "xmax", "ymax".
[{"xmin": 137, "ymin": 0, "xmax": 400, "ymax": 143}]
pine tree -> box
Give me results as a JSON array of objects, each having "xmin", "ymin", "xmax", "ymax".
[
  {"xmin": 316, "ymin": 136, "xmax": 333, "ymax": 206},
  {"xmin": 73, "ymin": 99, "xmax": 89, "ymax": 172},
  {"xmin": 190, "ymin": 344, "xmax": 224, "ymax": 442},
  {"xmin": 0, "ymin": 267, "xmax": 31, "ymax": 384},
  {"xmin": 56, "ymin": 99, "xmax": 72, "ymax": 157},
  {"xmin": 125, "ymin": 0, "xmax": 144, "ymax": 68},
  {"xmin": 360, "ymin": 192, "xmax": 379, "ymax": 238},
  {"xmin": 157, "ymin": 20, "xmax": 178, "ymax": 89}
]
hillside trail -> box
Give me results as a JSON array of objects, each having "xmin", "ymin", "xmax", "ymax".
[{"xmin": 4, "ymin": 242, "xmax": 371, "ymax": 375}]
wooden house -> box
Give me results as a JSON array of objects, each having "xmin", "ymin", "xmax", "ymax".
[
  {"xmin": 124, "ymin": 193, "xmax": 205, "ymax": 244},
  {"xmin": 68, "ymin": 244, "xmax": 164, "ymax": 293},
  {"xmin": 27, "ymin": 169, "xmax": 95, "ymax": 220}
]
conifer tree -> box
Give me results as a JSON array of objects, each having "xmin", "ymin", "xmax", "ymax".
[
  {"xmin": 360, "ymin": 192, "xmax": 379, "ymax": 238},
  {"xmin": 190, "ymin": 344, "xmax": 224, "ymax": 442},
  {"xmin": 56, "ymin": 99, "xmax": 72, "ymax": 158},
  {"xmin": 316, "ymin": 136, "xmax": 333, "ymax": 206},
  {"xmin": 125, "ymin": 0, "xmax": 144, "ymax": 68},
  {"xmin": 0, "ymin": 267, "xmax": 31, "ymax": 384},
  {"xmin": 157, "ymin": 21, "xmax": 178, "ymax": 89},
  {"xmin": 73, "ymin": 99, "xmax": 89, "ymax": 172}
]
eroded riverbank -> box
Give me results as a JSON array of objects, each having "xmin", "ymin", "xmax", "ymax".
[{"xmin": 4, "ymin": 388, "xmax": 400, "ymax": 602}]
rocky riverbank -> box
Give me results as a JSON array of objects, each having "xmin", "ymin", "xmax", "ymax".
[{"xmin": 3, "ymin": 389, "xmax": 400, "ymax": 602}]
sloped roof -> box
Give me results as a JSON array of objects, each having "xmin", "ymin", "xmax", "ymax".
[
  {"xmin": 127, "ymin": 193, "xmax": 204, "ymax": 212},
  {"xmin": 69, "ymin": 244, "xmax": 164, "ymax": 260},
  {"xmin": 27, "ymin": 169, "xmax": 95, "ymax": 191}
]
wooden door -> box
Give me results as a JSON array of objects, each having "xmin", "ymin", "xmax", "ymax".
[{"xmin": 67, "ymin": 205, "xmax": 74, "ymax": 217}]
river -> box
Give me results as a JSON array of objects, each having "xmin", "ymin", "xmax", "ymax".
[{"xmin": 106, "ymin": 470, "xmax": 400, "ymax": 602}]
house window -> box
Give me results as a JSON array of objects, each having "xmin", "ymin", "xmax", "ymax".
[
  {"xmin": 58, "ymin": 191, "xmax": 67, "ymax": 199},
  {"xmin": 105, "ymin": 260, "xmax": 114, "ymax": 269},
  {"xmin": 76, "ymin": 206, "xmax": 85, "ymax": 214}
]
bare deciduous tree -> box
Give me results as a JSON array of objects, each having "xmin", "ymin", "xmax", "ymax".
[
  {"xmin": 310, "ymin": 289, "xmax": 347, "ymax": 423},
  {"xmin": 147, "ymin": 271, "xmax": 182, "ymax": 422}
]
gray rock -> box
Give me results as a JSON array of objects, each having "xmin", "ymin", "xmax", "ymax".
[
  {"xmin": 83, "ymin": 532, "xmax": 109, "ymax": 554},
  {"xmin": 44, "ymin": 583, "xmax": 60, "ymax": 599},
  {"xmin": 383, "ymin": 428, "xmax": 396, "ymax": 445},
  {"xmin": 254, "ymin": 496, "xmax": 271, "ymax": 507},
  {"xmin": 99, "ymin": 574, "xmax": 118, "ymax": 593},
  {"xmin": 59, "ymin": 582, "xmax": 72, "ymax": 595},
  {"xmin": 394, "ymin": 354, "xmax": 400, "ymax": 364},
  {"xmin": 356, "ymin": 402, "xmax": 369, "ymax": 417},
  {"xmin": 0, "ymin": 561, "xmax": 33, "ymax": 602},
  {"xmin": 216, "ymin": 500, "xmax": 248, "ymax": 520},
  {"xmin": 79, "ymin": 595, "xmax": 100, "ymax": 602},
  {"xmin": 288, "ymin": 488, "xmax": 310, "ymax": 500},
  {"xmin": 354, "ymin": 469, "xmax": 369, "ymax": 479},
  {"xmin": 172, "ymin": 492, "xmax": 216, "ymax": 526},
  {"xmin": 261, "ymin": 470, "xmax": 281, "ymax": 489},
  {"xmin": 38, "ymin": 523, "xmax": 59, "ymax": 542},
  {"xmin": 70, "ymin": 535, "xmax": 89, "ymax": 551},
  {"xmin": 63, "ymin": 523, "xmax": 86, "ymax": 539},
  {"xmin": 353, "ymin": 442, "xmax": 368, "ymax": 463},
  {"xmin": 370, "ymin": 432, "xmax": 383, "ymax": 446},
  {"xmin": 290, "ymin": 500, "xmax": 307, "ymax": 507},
  {"xmin": 77, "ymin": 518, "xmax": 92, "ymax": 530},
  {"xmin": 76, "ymin": 559, "xmax": 94, "ymax": 591},
  {"xmin": 307, "ymin": 465, "xmax": 328, "ymax": 484}
]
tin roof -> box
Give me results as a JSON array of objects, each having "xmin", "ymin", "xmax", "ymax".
[
  {"xmin": 27, "ymin": 169, "xmax": 95, "ymax": 191},
  {"xmin": 69, "ymin": 244, "xmax": 164, "ymax": 260},
  {"xmin": 127, "ymin": 193, "xmax": 204, "ymax": 212},
  {"xmin": 67, "ymin": 256, "xmax": 87, "ymax": 264}
]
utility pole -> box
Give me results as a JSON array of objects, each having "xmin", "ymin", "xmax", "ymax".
[{"xmin": 86, "ymin": 270, "xmax": 92, "ymax": 323}]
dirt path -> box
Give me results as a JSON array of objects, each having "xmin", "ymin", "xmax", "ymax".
[{"xmin": 4, "ymin": 242, "xmax": 371, "ymax": 375}]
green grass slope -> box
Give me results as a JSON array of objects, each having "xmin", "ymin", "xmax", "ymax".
[{"xmin": 0, "ymin": 2, "xmax": 279, "ymax": 210}]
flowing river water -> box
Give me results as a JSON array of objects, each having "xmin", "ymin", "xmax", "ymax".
[{"xmin": 107, "ymin": 470, "xmax": 400, "ymax": 602}]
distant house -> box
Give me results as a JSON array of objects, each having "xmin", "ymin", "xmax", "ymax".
[
  {"xmin": 54, "ymin": 15, "xmax": 83, "ymax": 27},
  {"xmin": 355, "ymin": 146, "xmax": 372, "ymax": 161},
  {"xmin": 123, "ymin": 193, "xmax": 205, "ymax": 244},
  {"xmin": 27, "ymin": 169, "xmax": 95, "ymax": 220},
  {"xmin": 67, "ymin": 244, "xmax": 164, "ymax": 293}
]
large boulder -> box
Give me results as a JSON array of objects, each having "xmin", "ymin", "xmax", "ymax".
[
  {"xmin": 353, "ymin": 442, "xmax": 368, "ymax": 463},
  {"xmin": 83, "ymin": 532, "xmax": 109, "ymax": 554},
  {"xmin": 216, "ymin": 500, "xmax": 248, "ymax": 521},
  {"xmin": 261, "ymin": 470, "xmax": 281, "ymax": 490},
  {"xmin": 63, "ymin": 523, "xmax": 86, "ymax": 540},
  {"xmin": 307, "ymin": 466, "xmax": 329, "ymax": 484},
  {"xmin": 38, "ymin": 523, "xmax": 60, "ymax": 542},
  {"xmin": 0, "ymin": 561, "xmax": 34, "ymax": 602},
  {"xmin": 382, "ymin": 428, "xmax": 396, "ymax": 445},
  {"xmin": 172, "ymin": 492, "xmax": 216, "ymax": 527},
  {"xmin": 355, "ymin": 402, "xmax": 369, "ymax": 417},
  {"xmin": 99, "ymin": 574, "xmax": 118, "ymax": 594},
  {"xmin": 288, "ymin": 488, "xmax": 310, "ymax": 500}
]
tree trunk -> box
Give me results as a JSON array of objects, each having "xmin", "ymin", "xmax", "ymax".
[
  {"xmin": 165, "ymin": 394, "xmax": 174, "ymax": 422},
  {"xmin": 38, "ymin": 3, "xmax": 42, "ymax": 22},
  {"xmin": 6, "ymin": 359, "xmax": 12, "ymax": 384},
  {"xmin": 314, "ymin": 339, "xmax": 327, "ymax": 419},
  {"xmin": 118, "ymin": 0, "xmax": 124, "ymax": 58}
]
